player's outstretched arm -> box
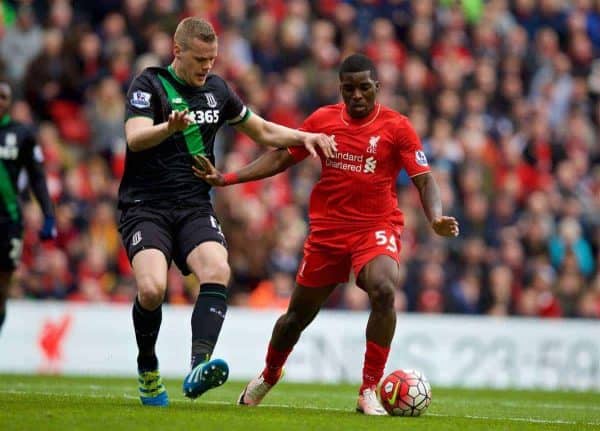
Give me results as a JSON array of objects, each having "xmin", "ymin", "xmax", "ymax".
[
  {"xmin": 234, "ymin": 113, "xmax": 337, "ymax": 158},
  {"xmin": 125, "ymin": 110, "xmax": 193, "ymax": 152},
  {"xmin": 411, "ymin": 172, "xmax": 459, "ymax": 237},
  {"xmin": 192, "ymin": 149, "xmax": 297, "ymax": 186}
]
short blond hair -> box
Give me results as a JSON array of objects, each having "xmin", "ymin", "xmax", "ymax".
[{"xmin": 174, "ymin": 17, "xmax": 217, "ymax": 50}]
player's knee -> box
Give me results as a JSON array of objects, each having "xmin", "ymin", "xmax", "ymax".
[
  {"xmin": 367, "ymin": 281, "xmax": 396, "ymax": 311},
  {"xmin": 196, "ymin": 260, "xmax": 231, "ymax": 285},
  {"xmin": 136, "ymin": 274, "xmax": 166, "ymax": 308}
]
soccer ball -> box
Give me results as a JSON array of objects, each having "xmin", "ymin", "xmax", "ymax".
[{"xmin": 378, "ymin": 369, "xmax": 432, "ymax": 416}]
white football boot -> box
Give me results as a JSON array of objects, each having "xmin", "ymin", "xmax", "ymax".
[
  {"xmin": 238, "ymin": 369, "xmax": 283, "ymax": 406},
  {"xmin": 356, "ymin": 387, "xmax": 388, "ymax": 415}
]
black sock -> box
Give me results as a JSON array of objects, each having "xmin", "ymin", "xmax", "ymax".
[
  {"xmin": 191, "ymin": 283, "xmax": 228, "ymax": 368},
  {"xmin": 132, "ymin": 297, "xmax": 162, "ymax": 372},
  {"xmin": 0, "ymin": 309, "xmax": 5, "ymax": 333}
]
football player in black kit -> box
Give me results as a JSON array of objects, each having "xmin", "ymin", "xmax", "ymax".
[
  {"xmin": 0, "ymin": 80, "xmax": 55, "ymax": 335},
  {"xmin": 118, "ymin": 17, "xmax": 336, "ymax": 406}
]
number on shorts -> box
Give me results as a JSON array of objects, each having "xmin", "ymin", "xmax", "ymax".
[
  {"xmin": 375, "ymin": 230, "xmax": 397, "ymax": 253},
  {"xmin": 9, "ymin": 238, "xmax": 23, "ymax": 266}
]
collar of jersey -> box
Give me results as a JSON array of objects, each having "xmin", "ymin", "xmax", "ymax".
[
  {"xmin": 0, "ymin": 114, "xmax": 10, "ymax": 127},
  {"xmin": 167, "ymin": 64, "xmax": 189, "ymax": 86},
  {"xmin": 340, "ymin": 103, "xmax": 381, "ymax": 128}
]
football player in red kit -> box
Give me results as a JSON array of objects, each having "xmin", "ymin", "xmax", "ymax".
[{"xmin": 193, "ymin": 54, "xmax": 459, "ymax": 415}]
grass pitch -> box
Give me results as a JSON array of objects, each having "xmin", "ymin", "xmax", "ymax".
[{"xmin": 1, "ymin": 374, "xmax": 599, "ymax": 431}]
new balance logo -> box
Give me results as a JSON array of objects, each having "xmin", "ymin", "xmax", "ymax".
[
  {"xmin": 132, "ymin": 231, "xmax": 142, "ymax": 246},
  {"xmin": 364, "ymin": 156, "xmax": 377, "ymax": 173}
]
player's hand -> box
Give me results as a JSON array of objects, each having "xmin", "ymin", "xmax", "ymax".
[
  {"xmin": 303, "ymin": 133, "xmax": 337, "ymax": 158},
  {"xmin": 432, "ymin": 216, "xmax": 459, "ymax": 237},
  {"xmin": 192, "ymin": 154, "xmax": 225, "ymax": 186},
  {"xmin": 167, "ymin": 109, "xmax": 194, "ymax": 134},
  {"xmin": 39, "ymin": 215, "xmax": 57, "ymax": 241}
]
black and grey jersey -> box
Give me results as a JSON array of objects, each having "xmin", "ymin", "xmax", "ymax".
[
  {"xmin": 118, "ymin": 66, "xmax": 251, "ymax": 208},
  {"xmin": 0, "ymin": 116, "xmax": 52, "ymax": 224}
]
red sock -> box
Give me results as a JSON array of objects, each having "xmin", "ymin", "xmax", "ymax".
[
  {"xmin": 262, "ymin": 343, "xmax": 292, "ymax": 385},
  {"xmin": 360, "ymin": 341, "xmax": 390, "ymax": 393}
]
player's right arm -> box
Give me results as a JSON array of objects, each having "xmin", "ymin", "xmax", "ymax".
[
  {"xmin": 125, "ymin": 111, "xmax": 192, "ymax": 152},
  {"xmin": 124, "ymin": 71, "xmax": 193, "ymax": 152},
  {"xmin": 192, "ymin": 149, "xmax": 297, "ymax": 186}
]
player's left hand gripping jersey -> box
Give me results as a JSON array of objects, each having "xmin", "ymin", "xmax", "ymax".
[
  {"xmin": 118, "ymin": 66, "xmax": 250, "ymax": 208},
  {"xmin": 0, "ymin": 115, "xmax": 52, "ymax": 224},
  {"xmin": 288, "ymin": 103, "xmax": 430, "ymax": 227}
]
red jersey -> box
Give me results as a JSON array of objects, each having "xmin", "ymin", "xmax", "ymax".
[{"xmin": 289, "ymin": 103, "xmax": 430, "ymax": 228}]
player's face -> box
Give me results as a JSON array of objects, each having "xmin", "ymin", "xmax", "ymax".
[
  {"xmin": 175, "ymin": 37, "xmax": 218, "ymax": 87},
  {"xmin": 0, "ymin": 84, "xmax": 11, "ymax": 117},
  {"xmin": 340, "ymin": 71, "xmax": 379, "ymax": 118}
]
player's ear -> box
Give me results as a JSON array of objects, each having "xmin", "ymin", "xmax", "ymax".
[
  {"xmin": 374, "ymin": 80, "xmax": 380, "ymax": 93},
  {"xmin": 173, "ymin": 42, "xmax": 182, "ymax": 59}
]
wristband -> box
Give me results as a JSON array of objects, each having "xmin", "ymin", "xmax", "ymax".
[{"xmin": 222, "ymin": 172, "xmax": 239, "ymax": 185}]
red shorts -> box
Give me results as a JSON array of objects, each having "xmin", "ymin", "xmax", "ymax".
[{"xmin": 296, "ymin": 223, "xmax": 403, "ymax": 287}]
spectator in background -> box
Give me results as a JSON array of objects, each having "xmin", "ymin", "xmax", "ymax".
[
  {"xmin": 549, "ymin": 217, "xmax": 595, "ymax": 277},
  {"xmin": 85, "ymin": 77, "xmax": 126, "ymax": 159},
  {"xmin": 247, "ymin": 267, "xmax": 294, "ymax": 310},
  {"xmin": 0, "ymin": 1, "xmax": 599, "ymax": 322},
  {"xmin": 449, "ymin": 270, "xmax": 482, "ymax": 314},
  {"xmin": 0, "ymin": 4, "xmax": 42, "ymax": 86}
]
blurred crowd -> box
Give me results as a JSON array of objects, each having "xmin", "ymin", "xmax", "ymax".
[{"xmin": 1, "ymin": 0, "xmax": 600, "ymax": 318}]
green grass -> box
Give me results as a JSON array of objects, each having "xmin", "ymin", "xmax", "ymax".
[{"xmin": 1, "ymin": 374, "xmax": 599, "ymax": 431}]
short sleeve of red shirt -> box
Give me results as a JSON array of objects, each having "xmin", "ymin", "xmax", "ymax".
[
  {"xmin": 396, "ymin": 117, "xmax": 430, "ymax": 177},
  {"xmin": 287, "ymin": 110, "xmax": 321, "ymax": 162}
]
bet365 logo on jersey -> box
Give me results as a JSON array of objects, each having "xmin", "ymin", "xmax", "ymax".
[{"xmin": 186, "ymin": 110, "xmax": 220, "ymax": 124}]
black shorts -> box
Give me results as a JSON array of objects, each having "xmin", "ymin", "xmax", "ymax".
[
  {"xmin": 118, "ymin": 204, "xmax": 227, "ymax": 276},
  {"xmin": 0, "ymin": 221, "xmax": 23, "ymax": 272}
]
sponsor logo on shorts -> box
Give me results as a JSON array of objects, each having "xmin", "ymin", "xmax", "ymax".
[{"xmin": 132, "ymin": 231, "xmax": 142, "ymax": 246}]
